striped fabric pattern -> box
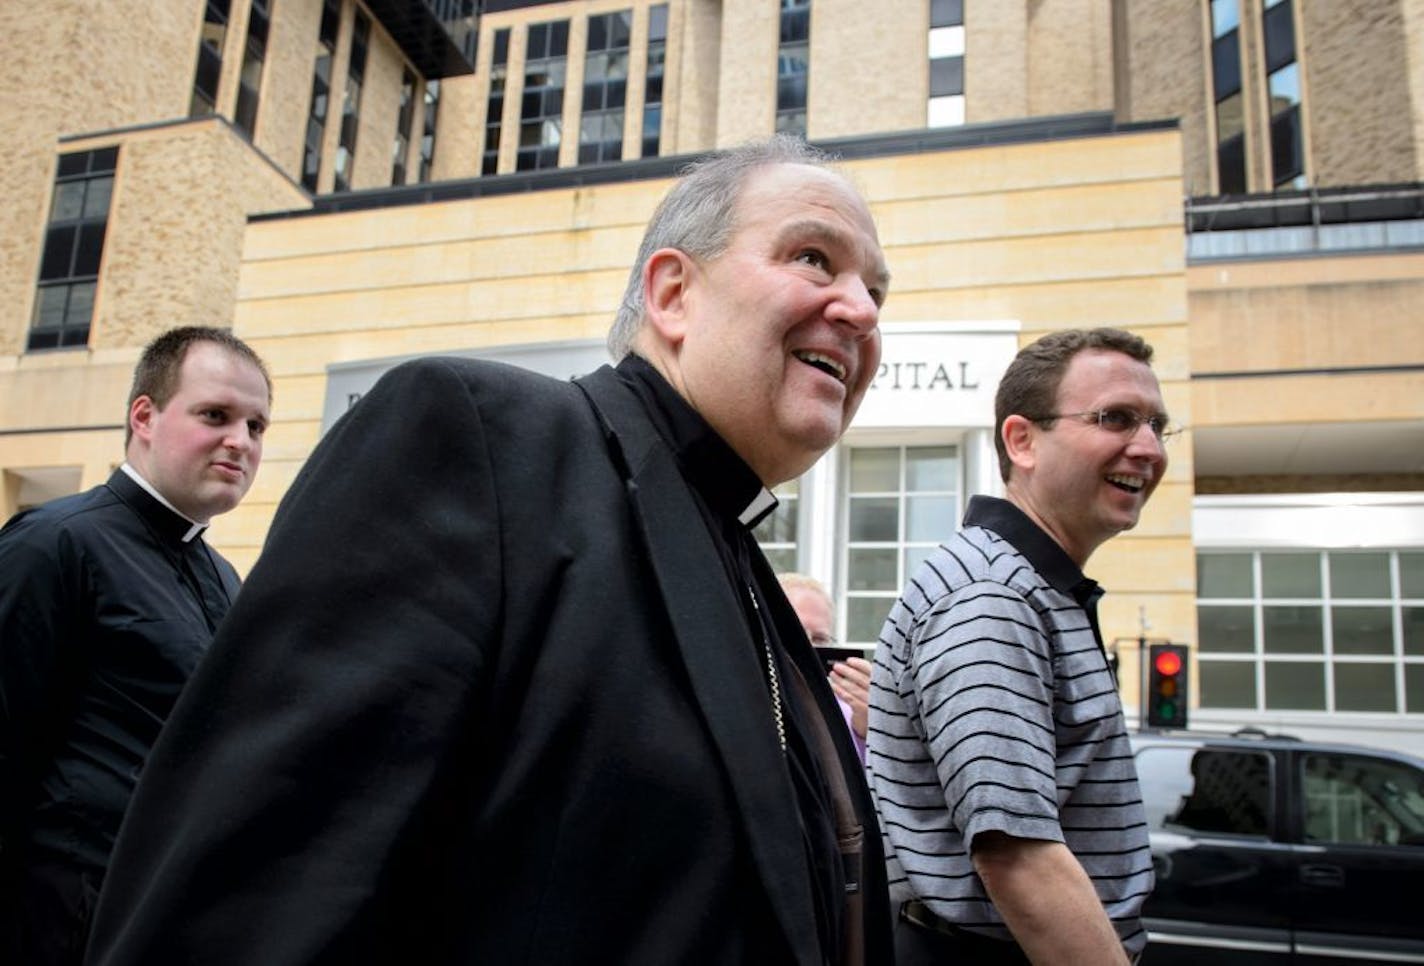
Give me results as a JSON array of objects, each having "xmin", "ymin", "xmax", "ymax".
[{"xmin": 866, "ymin": 510, "xmax": 1152, "ymax": 955}]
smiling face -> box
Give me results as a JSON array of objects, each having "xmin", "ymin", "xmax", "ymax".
[
  {"xmin": 637, "ymin": 162, "xmax": 888, "ymax": 485},
  {"xmin": 127, "ymin": 341, "xmax": 270, "ymax": 523},
  {"xmin": 1003, "ymin": 348, "xmax": 1168, "ymax": 566}
]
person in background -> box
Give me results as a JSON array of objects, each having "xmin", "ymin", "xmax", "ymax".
[
  {"xmin": 867, "ymin": 327, "xmax": 1164, "ymax": 964},
  {"xmin": 0, "ymin": 326, "xmax": 270, "ymax": 966},
  {"xmin": 86, "ymin": 137, "xmax": 893, "ymax": 966},
  {"xmin": 779, "ymin": 572, "xmax": 871, "ymax": 763}
]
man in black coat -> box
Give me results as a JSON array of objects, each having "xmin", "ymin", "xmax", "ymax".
[
  {"xmin": 0, "ymin": 327, "xmax": 271, "ymax": 965},
  {"xmin": 86, "ymin": 136, "xmax": 893, "ymax": 965}
]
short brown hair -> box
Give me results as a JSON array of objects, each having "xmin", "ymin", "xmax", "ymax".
[
  {"xmin": 126, "ymin": 327, "xmax": 270, "ymax": 445},
  {"xmin": 993, "ymin": 328, "xmax": 1154, "ymax": 482}
]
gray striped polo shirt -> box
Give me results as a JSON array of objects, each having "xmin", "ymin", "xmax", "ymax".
[{"xmin": 866, "ymin": 495, "xmax": 1152, "ymax": 956}]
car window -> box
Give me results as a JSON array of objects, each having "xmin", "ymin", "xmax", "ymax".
[
  {"xmin": 1137, "ymin": 746, "xmax": 1273, "ymax": 838},
  {"xmin": 1303, "ymin": 753, "xmax": 1424, "ymax": 847}
]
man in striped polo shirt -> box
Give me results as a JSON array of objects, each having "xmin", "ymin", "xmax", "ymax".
[{"xmin": 867, "ymin": 328, "xmax": 1166, "ymax": 964}]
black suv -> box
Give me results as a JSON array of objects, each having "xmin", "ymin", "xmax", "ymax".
[{"xmin": 1131, "ymin": 729, "xmax": 1424, "ymax": 965}]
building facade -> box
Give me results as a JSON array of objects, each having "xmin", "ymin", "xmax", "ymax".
[{"xmin": 1, "ymin": 0, "xmax": 1421, "ymax": 749}]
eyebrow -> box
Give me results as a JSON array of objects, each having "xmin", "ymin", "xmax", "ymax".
[{"xmin": 775, "ymin": 218, "xmax": 892, "ymax": 291}]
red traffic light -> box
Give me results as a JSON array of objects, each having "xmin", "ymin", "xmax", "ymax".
[{"xmin": 1154, "ymin": 649, "xmax": 1183, "ymax": 677}]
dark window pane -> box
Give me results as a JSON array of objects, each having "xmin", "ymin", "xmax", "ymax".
[
  {"xmin": 52, "ymin": 182, "xmax": 85, "ymax": 221},
  {"xmin": 1331, "ymin": 552, "xmax": 1390, "ymax": 599},
  {"xmin": 930, "ymin": 56, "xmax": 963, "ymax": 97},
  {"xmin": 82, "ymin": 177, "xmax": 112, "ymax": 219},
  {"xmin": 64, "ymin": 282, "xmax": 95, "ymax": 326},
  {"xmin": 40, "ymin": 227, "xmax": 76, "ymax": 280},
  {"xmin": 550, "ymin": 20, "xmax": 568, "ymax": 56},
  {"xmin": 482, "ymin": 153, "xmax": 499, "ymax": 176},
  {"xmin": 90, "ymin": 147, "xmax": 118, "ymax": 173},
  {"xmin": 527, "ymin": 23, "xmax": 547, "ymax": 59},
  {"xmin": 649, "ymin": 4, "xmax": 668, "ymax": 41},
  {"xmin": 1333, "ymin": 663, "xmax": 1397, "ymax": 712},
  {"xmin": 1216, "ymin": 92, "xmax": 1244, "ymax": 143},
  {"xmin": 1198, "ymin": 605, "xmax": 1254, "ymax": 653},
  {"xmin": 1265, "ymin": 660, "xmax": 1325, "ymax": 710},
  {"xmin": 522, "ymin": 90, "xmax": 542, "ymax": 117},
  {"xmin": 645, "ymin": 74, "xmax": 663, "ymax": 103},
  {"xmin": 545, "ymin": 89, "xmax": 562, "ymax": 116},
  {"xmin": 1218, "ymin": 133, "xmax": 1246, "ymax": 194},
  {"xmin": 777, "ymin": 74, "xmax": 807, "ymax": 110},
  {"xmin": 493, "ymin": 28, "xmax": 509, "ymax": 65},
  {"xmin": 1332, "ymin": 606, "xmax": 1393, "ymax": 655},
  {"xmin": 780, "ymin": 6, "xmax": 810, "ymax": 43},
  {"xmin": 587, "ymin": 14, "xmax": 606, "ymax": 51},
  {"xmin": 57, "ymin": 154, "xmax": 88, "ymax": 178},
  {"xmin": 1264, "ymin": 605, "xmax": 1322, "ymax": 653},
  {"xmin": 1262, "ymin": 552, "xmax": 1319, "ymax": 598},
  {"xmin": 931, "ymin": 0, "xmax": 963, "ymax": 28},
  {"xmin": 610, "ymin": 11, "xmax": 631, "ymax": 48},
  {"xmin": 1406, "ymin": 606, "xmax": 1424, "ymax": 657},
  {"xmin": 27, "ymin": 328, "xmax": 60, "ymax": 350},
  {"xmin": 1407, "ymin": 663, "xmax": 1424, "ymax": 711},
  {"xmin": 1200, "ymin": 659, "xmax": 1258, "ymax": 708},
  {"xmin": 847, "ymin": 548, "xmax": 897, "ymax": 592},
  {"xmin": 1271, "ymin": 105, "xmax": 1304, "ymax": 186},
  {"xmin": 32, "ymin": 286, "xmax": 68, "ymax": 328},
  {"xmin": 73, "ymin": 223, "xmax": 107, "ymax": 277},
  {"xmin": 847, "ymin": 596, "xmax": 892, "ymax": 645},
  {"xmin": 606, "ymin": 78, "xmax": 625, "ymax": 108},
  {"xmin": 1263, "ymin": 0, "xmax": 1295, "ymax": 73},
  {"xmin": 582, "ymin": 85, "xmax": 603, "ymax": 113},
  {"xmin": 1212, "ymin": 31, "xmax": 1241, "ymax": 99},
  {"xmin": 1199, "ymin": 553, "xmax": 1253, "ymax": 598}
]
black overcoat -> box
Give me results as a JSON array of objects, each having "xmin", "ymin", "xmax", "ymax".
[{"xmin": 86, "ymin": 358, "xmax": 892, "ymax": 965}]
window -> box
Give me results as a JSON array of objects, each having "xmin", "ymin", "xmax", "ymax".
[
  {"xmin": 1137, "ymin": 747, "xmax": 1273, "ymax": 838},
  {"xmin": 580, "ymin": 10, "xmax": 631, "ymax": 165},
  {"xmin": 641, "ymin": 4, "xmax": 667, "ymax": 158},
  {"xmin": 517, "ymin": 20, "xmax": 568, "ymax": 171},
  {"xmin": 1262, "ymin": 0, "xmax": 1304, "ymax": 188},
  {"xmin": 30, "ymin": 148, "xmax": 118, "ymax": 351},
  {"xmin": 482, "ymin": 28, "xmax": 510, "ymax": 175},
  {"xmin": 333, "ymin": 10, "xmax": 370, "ymax": 192},
  {"xmin": 391, "ymin": 68, "xmax": 416, "ymax": 185},
  {"xmin": 843, "ymin": 446, "xmax": 960, "ymax": 646},
  {"xmin": 419, "ymin": 79, "xmax": 440, "ymax": 182},
  {"xmin": 927, "ymin": 0, "xmax": 964, "ymax": 128},
  {"xmin": 234, "ymin": 0, "xmax": 270, "ymax": 137},
  {"xmin": 301, "ymin": 0, "xmax": 341, "ymax": 192},
  {"xmin": 191, "ymin": 0, "xmax": 231, "ymax": 116},
  {"xmin": 753, "ymin": 480, "xmax": 800, "ymax": 574},
  {"xmin": 1209, "ymin": 0, "xmax": 1246, "ymax": 193},
  {"xmin": 1304, "ymin": 753, "xmax": 1424, "ymax": 847},
  {"xmin": 776, "ymin": 0, "xmax": 810, "ymax": 135},
  {"xmin": 1196, "ymin": 550, "xmax": 1424, "ymax": 714}
]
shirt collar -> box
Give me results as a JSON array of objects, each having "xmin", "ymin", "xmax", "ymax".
[
  {"xmin": 614, "ymin": 354, "xmax": 778, "ymax": 529},
  {"xmin": 963, "ymin": 494, "xmax": 1102, "ymax": 609},
  {"xmin": 118, "ymin": 463, "xmax": 207, "ymax": 543}
]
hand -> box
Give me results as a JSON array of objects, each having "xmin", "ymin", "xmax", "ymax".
[{"xmin": 829, "ymin": 656, "xmax": 871, "ymax": 739}]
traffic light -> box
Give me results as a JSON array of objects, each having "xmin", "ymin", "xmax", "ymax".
[{"xmin": 1146, "ymin": 643, "xmax": 1189, "ymax": 729}]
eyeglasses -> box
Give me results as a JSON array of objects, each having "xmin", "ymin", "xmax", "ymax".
[
  {"xmin": 808, "ymin": 633, "xmax": 837, "ymax": 647},
  {"xmin": 1028, "ymin": 408, "xmax": 1182, "ymax": 443}
]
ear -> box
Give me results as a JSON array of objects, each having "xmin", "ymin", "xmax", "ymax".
[
  {"xmin": 1001, "ymin": 414, "xmax": 1038, "ymax": 474},
  {"xmin": 129, "ymin": 395, "xmax": 157, "ymax": 448},
  {"xmin": 642, "ymin": 247, "xmax": 695, "ymax": 349}
]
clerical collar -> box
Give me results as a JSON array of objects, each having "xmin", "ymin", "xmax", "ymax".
[
  {"xmin": 615, "ymin": 354, "xmax": 777, "ymax": 529},
  {"xmin": 118, "ymin": 463, "xmax": 207, "ymax": 543}
]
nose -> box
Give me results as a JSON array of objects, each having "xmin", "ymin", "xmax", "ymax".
[
  {"xmin": 828, "ymin": 272, "xmax": 880, "ymax": 336},
  {"xmin": 1126, "ymin": 420, "xmax": 1168, "ymax": 464},
  {"xmin": 224, "ymin": 423, "xmax": 254, "ymax": 453}
]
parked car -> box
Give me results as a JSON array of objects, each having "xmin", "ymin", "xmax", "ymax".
[{"xmin": 1131, "ymin": 728, "xmax": 1424, "ymax": 965}]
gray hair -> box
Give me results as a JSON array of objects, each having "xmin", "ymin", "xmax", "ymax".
[{"xmin": 607, "ymin": 135, "xmax": 840, "ymax": 358}]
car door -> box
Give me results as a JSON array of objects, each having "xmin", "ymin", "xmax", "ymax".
[
  {"xmin": 1137, "ymin": 743, "xmax": 1296, "ymax": 965},
  {"xmin": 1289, "ymin": 749, "xmax": 1424, "ymax": 965}
]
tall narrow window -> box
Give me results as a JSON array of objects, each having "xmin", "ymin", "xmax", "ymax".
[
  {"xmin": 234, "ymin": 0, "xmax": 270, "ymax": 137},
  {"xmin": 776, "ymin": 0, "xmax": 810, "ymax": 135},
  {"xmin": 580, "ymin": 10, "xmax": 631, "ymax": 164},
  {"xmin": 517, "ymin": 20, "xmax": 568, "ymax": 172},
  {"xmin": 1262, "ymin": 0, "xmax": 1304, "ymax": 188},
  {"xmin": 392, "ymin": 68, "xmax": 416, "ymax": 185},
  {"xmin": 641, "ymin": 4, "xmax": 667, "ymax": 158},
  {"xmin": 333, "ymin": 10, "xmax": 370, "ymax": 192},
  {"xmin": 482, "ymin": 28, "xmax": 510, "ymax": 175},
  {"xmin": 928, "ymin": 0, "xmax": 965, "ymax": 128},
  {"xmin": 419, "ymin": 79, "xmax": 440, "ymax": 182},
  {"xmin": 753, "ymin": 480, "xmax": 800, "ymax": 574},
  {"xmin": 842, "ymin": 445, "xmax": 960, "ymax": 647},
  {"xmin": 301, "ymin": 0, "xmax": 340, "ymax": 192},
  {"xmin": 30, "ymin": 148, "xmax": 118, "ymax": 351},
  {"xmin": 191, "ymin": 0, "xmax": 231, "ymax": 116},
  {"xmin": 1210, "ymin": 0, "xmax": 1246, "ymax": 193}
]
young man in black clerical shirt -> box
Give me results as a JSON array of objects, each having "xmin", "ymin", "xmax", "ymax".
[{"xmin": 0, "ymin": 326, "xmax": 271, "ymax": 966}]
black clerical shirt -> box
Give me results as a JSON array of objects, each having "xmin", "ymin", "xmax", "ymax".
[
  {"xmin": 0, "ymin": 469, "xmax": 241, "ymax": 884},
  {"xmin": 616, "ymin": 354, "xmax": 845, "ymax": 965}
]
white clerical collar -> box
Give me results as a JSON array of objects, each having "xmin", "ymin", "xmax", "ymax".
[
  {"xmin": 737, "ymin": 487, "xmax": 778, "ymax": 528},
  {"xmin": 119, "ymin": 463, "xmax": 207, "ymax": 543}
]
